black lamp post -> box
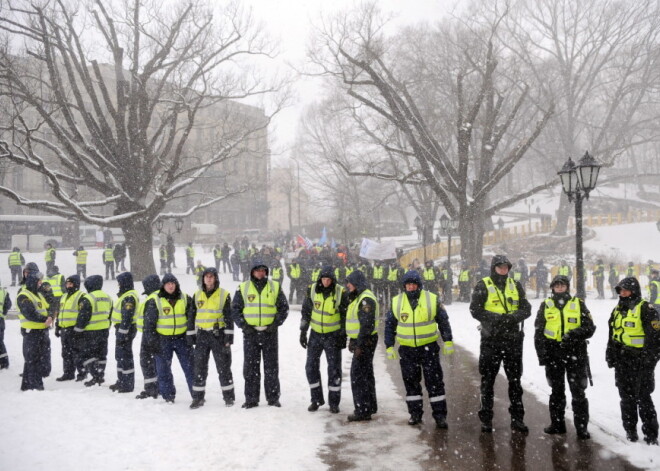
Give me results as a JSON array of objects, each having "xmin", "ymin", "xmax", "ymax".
[
  {"xmin": 558, "ymin": 151, "xmax": 601, "ymax": 299},
  {"xmin": 440, "ymin": 214, "xmax": 459, "ymax": 268}
]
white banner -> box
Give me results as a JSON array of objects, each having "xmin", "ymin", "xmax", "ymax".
[{"xmin": 359, "ymin": 238, "xmax": 397, "ymax": 260}]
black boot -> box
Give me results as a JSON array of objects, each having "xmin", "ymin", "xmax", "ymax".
[
  {"xmin": 544, "ymin": 422, "xmax": 567, "ymax": 435},
  {"xmin": 190, "ymin": 398, "xmax": 205, "ymax": 409},
  {"xmin": 511, "ymin": 419, "xmax": 529, "ymax": 434},
  {"xmin": 435, "ymin": 417, "xmax": 448, "ymax": 429},
  {"xmin": 56, "ymin": 374, "xmax": 75, "ymax": 382},
  {"xmin": 626, "ymin": 430, "xmax": 639, "ymax": 442},
  {"xmin": 136, "ymin": 390, "xmax": 158, "ymax": 399},
  {"xmin": 408, "ymin": 416, "xmax": 422, "ymax": 426},
  {"xmin": 308, "ymin": 400, "xmax": 325, "ymax": 412}
]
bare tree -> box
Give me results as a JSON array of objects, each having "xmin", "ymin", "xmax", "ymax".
[
  {"xmin": 504, "ymin": 0, "xmax": 660, "ymax": 233},
  {"xmin": 0, "ymin": 0, "xmax": 284, "ymax": 276},
  {"xmin": 307, "ymin": 2, "xmax": 554, "ymax": 266}
]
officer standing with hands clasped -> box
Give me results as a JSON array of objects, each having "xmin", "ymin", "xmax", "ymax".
[
  {"xmin": 385, "ymin": 270, "xmax": 454, "ymax": 428},
  {"xmin": 345, "ymin": 270, "xmax": 379, "ymax": 422},
  {"xmin": 232, "ymin": 258, "xmax": 289, "ymax": 409},
  {"xmin": 470, "ymin": 255, "xmax": 531, "ymax": 434},
  {"xmin": 300, "ymin": 266, "xmax": 348, "ymax": 413},
  {"xmin": 606, "ymin": 277, "xmax": 660, "ymax": 445},
  {"xmin": 109, "ymin": 272, "xmax": 139, "ymax": 393},
  {"xmin": 188, "ymin": 267, "xmax": 235, "ymax": 409},
  {"xmin": 135, "ymin": 274, "xmax": 161, "ymax": 400},
  {"xmin": 534, "ymin": 275, "xmax": 595, "ymax": 439}
]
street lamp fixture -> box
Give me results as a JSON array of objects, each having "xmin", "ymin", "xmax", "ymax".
[
  {"xmin": 155, "ymin": 218, "xmax": 164, "ymax": 233},
  {"xmin": 154, "ymin": 217, "xmax": 184, "ymax": 235},
  {"xmin": 174, "ymin": 217, "xmax": 184, "ymax": 233},
  {"xmin": 439, "ymin": 214, "xmax": 459, "ymax": 267},
  {"xmin": 558, "ymin": 151, "xmax": 601, "ymax": 299}
]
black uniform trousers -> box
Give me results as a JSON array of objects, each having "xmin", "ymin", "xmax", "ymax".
[
  {"xmin": 289, "ymin": 279, "xmax": 304, "ymax": 304},
  {"xmin": 243, "ymin": 330, "xmax": 280, "ymax": 404},
  {"xmin": 400, "ymin": 342, "xmax": 447, "ymax": 421},
  {"xmin": 105, "ymin": 262, "xmax": 115, "ymax": 280},
  {"xmin": 186, "ymin": 257, "xmax": 195, "ymax": 274},
  {"xmin": 544, "ymin": 349, "xmax": 589, "ymax": 431},
  {"xmin": 115, "ymin": 325, "xmax": 137, "ymax": 392},
  {"xmin": 10, "ymin": 266, "xmax": 22, "ymax": 285},
  {"xmin": 614, "ymin": 353, "xmax": 658, "ymax": 440},
  {"xmin": 222, "ymin": 258, "xmax": 231, "ymax": 273},
  {"xmin": 0, "ymin": 318, "xmax": 8, "ymax": 368},
  {"xmin": 596, "ymin": 278, "xmax": 605, "ymax": 299},
  {"xmin": 192, "ymin": 329, "xmax": 235, "ymax": 403},
  {"xmin": 458, "ymin": 282, "xmax": 470, "ymax": 302},
  {"xmin": 350, "ymin": 334, "xmax": 378, "ymax": 417},
  {"xmin": 306, "ymin": 330, "xmax": 342, "ymax": 408},
  {"xmin": 60, "ymin": 327, "xmax": 83, "ymax": 378},
  {"xmin": 478, "ymin": 336, "xmax": 525, "ymax": 424},
  {"xmin": 81, "ymin": 329, "xmax": 109, "ymax": 382},
  {"xmin": 139, "ymin": 336, "xmax": 158, "ymax": 396},
  {"xmin": 76, "ymin": 264, "xmax": 86, "ymax": 279},
  {"xmin": 21, "ymin": 328, "xmax": 50, "ymax": 390}
]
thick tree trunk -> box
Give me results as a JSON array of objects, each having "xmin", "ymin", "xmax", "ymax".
[
  {"xmin": 123, "ymin": 221, "xmax": 157, "ymax": 280},
  {"xmin": 553, "ymin": 192, "xmax": 570, "ymax": 236}
]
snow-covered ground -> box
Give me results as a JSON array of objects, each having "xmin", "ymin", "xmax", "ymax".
[{"xmin": 1, "ymin": 221, "xmax": 659, "ymax": 470}]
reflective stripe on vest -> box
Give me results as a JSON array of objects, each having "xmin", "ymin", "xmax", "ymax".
[
  {"xmin": 84, "ymin": 291, "xmax": 112, "ymax": 331},
  {"xmin": 17, "ymin": 288, "xmax": 49, "ymax": 329},
  {"xmin": 76, "ymin": 250, "xmax": 88, "ymax": 264},
  {"xmin": 372, "ymin": 267, "xmax": 384, "ymax": 280},
  {"xmin": 155, "ymin": 295, "xmax": 188, "ymax": 335},
  {"xmin": 423, "ymin": 268, "xmax": 436, "ymax": 281},
  {"xmin": 194, "ymin": 288, "xmax": 228, "ymax": 330},
  {"xmin": 104, "ymin": 248, "xmax": 114, "ymax": 262},
  {"xmin": 9, "ymin": 252, "xmax": 22, "ymax": 266},
  {"xmin": 239, "ymin": 280, "xmax": 279, "ymax": 327},
  {"xmin": 346, "ymin": 290, "xmax": 379, "ymax": 338},
  {"xmin": 459, "ymin": 270, "xmax": 470, "ymax": 282},
  {"xmin": 558, "ymin": 266, "xmax": 570, "ymax": 276},
  {"xmin": 289, "ymin": 265, "xmax": 301, "ymax": 279},
  {"xmin": 136, "ymin": 293, "xmax": 159, "ymax": 332},
  {"xmin": 610, "ymin": 301, "xmax": 646, "ymax": 348},
  {"xmin": 45, "ymin": 274, "xmax": 64, "ymax": 298},
  {"xmin": 58, "ymin": 290, "xmax": 84, "ymax": 328},
  {"xmin": 388, "ymin": 268, "xmax": 399, "ymax": 281},
  {"xmin": 345, "ymin": 267, "xmax": 354, "ymax": 277},
  {"xmin": 392, "ymin": 290, "xmax": 438, "ymax": 347},
  {"xmin": 112, "ymin": 290, "xmax": 139, "ymax": 324},
  {"xmin": 543, "ymin": 297, "xmax": 581, "ymax": 341},
  {"xmin": 482, "ymin": 277, "xmax": 520, "ymax": 314},
  {"xmin": 309, "ymin": 284, "xmax": 344, "ymax": 334}
]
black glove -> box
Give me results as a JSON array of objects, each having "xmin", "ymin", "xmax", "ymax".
[
  {"xmin": 55, "ymin": 325, "xmax": 61, "ymax": 338},
  {"xmin": 186, "ymin": 334, "xmax": 196, "ymax": 347},
  {"xmin": 265, "ymin": 323, "xmax": 278, "ymax": 333},
  {"xmin": 337, "ymin": 334, "xmax": 347, "ymax": 350},
  {"xmin": 538, "ymin": 356, "xmax": 547, "ymax": 367},
  {"xmin": 242, "ymin": 325, "xmax": 256, "ymax": 336},
  {"xmin": 500, "ymin": 315, "xmax": 517, "ymax": 326},
  {"xmin": 299, "ymin": 330, "xmax": 308, "ymax": 349},
  {"xmin": 348, "ymin": 339, "xmax": 356, "ymax": 353}
]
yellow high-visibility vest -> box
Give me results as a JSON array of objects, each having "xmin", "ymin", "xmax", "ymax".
[
  {"xmin": 194, "ymin": 288, "xmax": 229, "ymax": 330},
  {"xmin": 17, "ymin": 288, "xmax": 49, "ymax": 330},
  {"xmin": 346, "ymin": 290, "xmax": 379, "ymax": 338},
  {"xmin": 58, "ymin": 290, "xmax": 84, "ymax": 328},
  {"xmin": 155, "ymin": 295, "xmax": 188, "ymax": 336},
  {"xmin": 112, "ymin": 290, "xmax": 139, "ymax": 325},
  {"xmin": 83, "ymin": 291, "xmax": 112, "ymax": 331},
  {"xmin": 482, "ymin": 277, "xmax": 520, "ymax": 315},
  {"xmin": 239, "ymin": 280, "xmax": 280, "ymax": 327},
  {"xmin": 392, "ymin": 290, "xmax": 438, "ymax": 347},
  {"xmin": 309, "ymin": 284, "xmax": 344, "ymax": 334},
  {"xmin": 610, "ymin": 301, "xmax": 646, "ymax": 348},
  {"xmin": 542, "ymin": 297, "xmax": 581, "ymax": 342}
]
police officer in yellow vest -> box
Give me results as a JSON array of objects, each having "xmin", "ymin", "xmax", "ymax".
[
  {"xmin": 387, "ymin": 261, "xmax": 402, "ymax": 300},
  {"xmin": 17, "ymin": 268, "xmax": 53, "ymax": 390},
  {"xmin": 73, "ymin": 246, "xmax": 88, "ymax": 279},
  {"xmin": 44, "ymin": 243, "xmax": 56, "ymax": 274},
  {"xmin": 213, "ymin": 244, "xmax": 222, "ymax": 271},
  {"xmin": 606, "ymin": 277, "xmax": 660, "ymax": 445},
  {"xmin": 270, "ymin": 261, "xmax": 284, "ymax": 285},
  {"xmin": 103, "ymin": 244, "xmax": 115, "ymax": 280},
  {"xmin": 108, "ymin": 272, "xmax": 139, "ymax": 393},
  {"xmin": 143, "ymin": 273, "xmax": 194, "ymax": 403},
  {"xmin": 593, "ymin": 259, "xmax": 605, "ymax": 299},
  {"xmin": 422, "ymin": 260, "xmax": 439, "ymax": 295},
  {"xmin": 74, "ymin": 275, "xmax": 112, "ymax": 387},
  {"xmin": 370, "ymin": 260, "xmax": 386, "ymax": 303},
  {"xmin": 534, "ymin": 275, "xmax": 595, "ymax": 439},
  {"xmin": 186, "ymin": 242, "xmax": 195, "ymax": 274},
  {"xmin": 300, "ymin": 266, "xmax": 348, "ymax": 413},
  {"xmin": 45, "ymin": 265, "xmax": 65, "ymax": 318},
  {"xmin": 232, "ymin": 258, "xmax": 289, "ymax": 409},
  {"xmin": 287, "ymin": 259, "xmax": 303, "ymax": 304},
  {"xmin": 345, "ymin": 270, "xmax": 379, "ymax": 422},
  {"xmin": 649, "ymin": 269, "xmax": 660, "ymax": 309},
  {"xmin": 188, "ymin": 267, "xmax": 235, "ymax": 409},
  {"xmin": 0, "ymin": 281, "xmax": 12, "ymax": 369},
  {"xmin": 55, "ymin": 275, "xmax": 85, "ymax": 381},
  {"xmin": 385, "ymin": 270, "xmax": 454, "ymax": 428},
  {"xmin": 8, "ymin": 247, "xmax": 25, "ymax": 286},
  {"xmin": 470, "ymin": 255, "xmax": 532, "ymax": 434},
  {"xmin": 557, "ymin": 259, "xmax": 572, "ymax": 281},
  {"xmin": 135, "ymin": 274, "xmax": 161, "ymax": 400},
  {"xmin": 457, "ymin": 261, "xmax": 471, "ymax": 303}
]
